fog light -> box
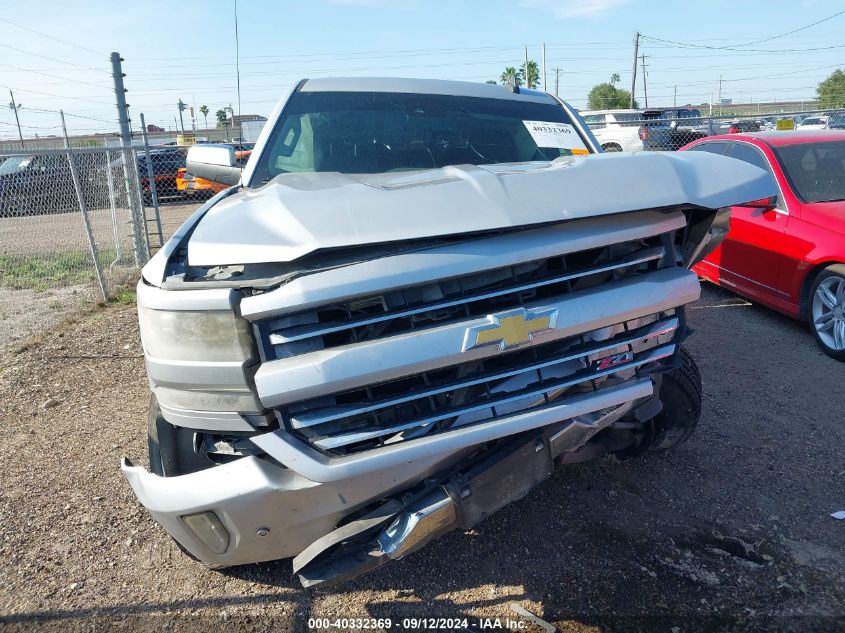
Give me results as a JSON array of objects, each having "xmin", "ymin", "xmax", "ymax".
[{"xmin": 181, "ymin": 511, "xmax": 230, "ymax": 554}]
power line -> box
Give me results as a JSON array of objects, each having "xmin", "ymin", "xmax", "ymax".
[
  {"xmin": 731, "ymin": 9, "xmax": 845, "ymax": 48},
  {"xmin": 642, "ymin": 10, "xmax": 845, "ymax": 52},
  {"xmin": 0, "ymin": 85, "xmax": 112, "ymax": 105},
  {"xmin": 642, "ymin": 34, "xmax": 845, "ymax": 54},
  {"xmin": 0, "ymin": 43, "xmax": 109, "ymax": 73},
  {"xmin": 0, "ymin": 17, "xmax": 105, "ymax": 56},
  {"xmin": 647, "ymin": 62, "xmax": 845, "ymax": 89},
  {"xmin": 0, "ymin": 63, "xmax": 111, "ymax": 89},
  {"xmin": 21, "ymin": 106, "xmax": 117, "ymax": 124}
]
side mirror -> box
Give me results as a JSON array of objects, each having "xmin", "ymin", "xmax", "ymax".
[
  {"xmin": 735, "ymin": 195, "xmax": 777, "ymax": 210},
  {"xmin": 186, "ymin": 144, "xmax": 242, "ymax": 186}
]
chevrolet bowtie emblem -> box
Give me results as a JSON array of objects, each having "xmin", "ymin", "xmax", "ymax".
[{"xmin": 463, "ymin": 308, "xmax": 558, "ymax": 352}]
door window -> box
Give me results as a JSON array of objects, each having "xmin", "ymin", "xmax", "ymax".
[
  {"xmin": 582, "ymin": 114, "xmax": 606, "ymax": 129},
  {"xmin": 725, "ymin": 142, "xmax": 783, "ymax": 210}
]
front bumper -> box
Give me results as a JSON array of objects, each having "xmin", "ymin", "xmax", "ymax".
[
  {"xmin": 121, "ymin": 431, "xmax": 473, "ymax": 567},
  {"xmin": 122, "ymin": 377, "xmax": 656, "ymax": 566}
]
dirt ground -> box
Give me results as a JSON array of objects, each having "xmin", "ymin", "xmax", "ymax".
[
  {"xmin": 0, "ymin": 286, "xmax": 94, "ymax": 356},
  {"xmin": 0, "ymin": 284, "xmax": 843, "ymax": 633}
]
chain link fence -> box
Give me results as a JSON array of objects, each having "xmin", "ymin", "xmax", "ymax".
[
  {"xmin": 581, "ymin": 108, "xmax": 845, "ymax": 153},
  {"xmin": 0, "ymin": 146, "xmax": 154, "ymax": 304},
  {"xmin": 0, "ymin": 137, "xmax": 211, "ymax": 354}
]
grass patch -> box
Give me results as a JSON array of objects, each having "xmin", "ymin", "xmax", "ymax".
[
  {"xmin": 0, "ymin": 249, "xmax": 123, "ymax": 291},
  {"xmin": 0, "ymin": 252, "xmax": 96, "ymax": 291},
  {"xmin": 111, "ymin": 286, "xmax": 137, "ymax": 305}
]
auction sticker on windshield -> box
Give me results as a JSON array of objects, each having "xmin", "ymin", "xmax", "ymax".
[{"xmin": 523, "ymin": 121, "xmax": 589, "ymax": 155}]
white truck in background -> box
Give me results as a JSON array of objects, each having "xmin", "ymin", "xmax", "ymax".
[{"xmin": 240, "ymin": 119, "xmax": 266, "ymax": 143}]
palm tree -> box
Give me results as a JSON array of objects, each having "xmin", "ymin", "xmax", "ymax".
[
  {"xmin": 524, "ymin": 61, "xmax": 540, "ymax": 89},
  {"xmin": 500, "ymin": 67, "xmax": 521, "ymax": 87},
  {"xmin": 610, "ymin": 73, "xmax": 621, "ymax": 86},
  {"xmin": 215, "ymin": 108, "xmax": 229, "ymax": 140},
  {"xmin": 199, "ymin": 105, "xmax": 209, "ymax": 131}
]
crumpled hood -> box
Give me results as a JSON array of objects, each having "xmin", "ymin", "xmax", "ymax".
[{"xmin": 186, "ymin": 151, "xmax": 776, "ymax": 267}]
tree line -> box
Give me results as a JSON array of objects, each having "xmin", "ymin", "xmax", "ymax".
[{"xmin": 490, "ymin": 65, "xmax": 845, "ymax": 111}]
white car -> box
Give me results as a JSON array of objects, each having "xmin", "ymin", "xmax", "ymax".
[
  {"xmin": 579, "ymin": 108, "xmax": 667, "ymax": 152},
  {"xmin": 798, "ymin": 116, "xmax": 829, "ymax": 130}
]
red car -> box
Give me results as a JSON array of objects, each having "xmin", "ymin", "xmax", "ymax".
[{"xmin": 681, "ymin": 131, "xmax": 845, "ymax": 360}]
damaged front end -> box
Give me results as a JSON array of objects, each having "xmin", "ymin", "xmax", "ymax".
[{"xmin": 122, "ymin": 151, "xmax": 775, "ymax": 588}]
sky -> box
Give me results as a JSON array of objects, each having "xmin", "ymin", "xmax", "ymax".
[{"xmin": 2, "ymin": 0, "xmax": 845, "ymax": 138}]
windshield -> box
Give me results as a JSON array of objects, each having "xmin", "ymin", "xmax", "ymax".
[
  {"xmin": 251, "ymin": 91, "xmax": 590, "ymax": 183},
  {"xmin": 138, "ymin": 150, "xmax": 186, "ymax": 175},
  {"xmin": 0, "ymin": 156, "xmax": 34, "ymax": 175},
  {"xmin": 774, "ymin": 141, "xmax": 845, "ymax": 203},
  {"xmin": 676, "ymin": 108, "xmax": 702, "ymax": 118}
]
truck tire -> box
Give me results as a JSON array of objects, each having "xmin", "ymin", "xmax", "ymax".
[
  {"xmin": 808, "ymin": 264, "xmax": 845, "ymax": 361},
  {"xmin": 147, "ymin": 396, "xmax": 216, "ymax": 476},
  {"xmin": 647, "ymin": 346, "xmax": 702, "ymax": 452},
  {"xmin": 601, "ymin": 143, "xmax": 622, "ymax": 152},
  {"xmin": 614, "ymin": 346, "xmax": 702, "ymax": 458}
]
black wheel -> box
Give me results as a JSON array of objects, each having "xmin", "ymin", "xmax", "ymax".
[
  {"xmin": 147, "ymin": 395, "xmax": 215, "ymax": 476},
  {"xmin": 648, "ymin": 347, "xmax": 702, "ymax": 451},
  {"xmin": 615, "ymin": 346, "xmax": 702, "ymax": 457},
  {"xmin": 808, "ymin": 264, "xmax": 845, "ymax": 361},
  {"xmin": 602, "ymin": 143, "xmax": 622, "ymax": 153}
]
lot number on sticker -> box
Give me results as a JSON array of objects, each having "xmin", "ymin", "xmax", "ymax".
[{"xmin": 523, "ymin": 121, "xmax": 588, "ymax": 152}]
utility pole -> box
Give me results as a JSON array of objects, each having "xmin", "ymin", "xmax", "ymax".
[
  {"xmin": 111, "ymin": 52, "xmax": 147, "ymax": 265},
  {"xmin": 234, "ymin": 0, "xmax": 242, "ymax": 118},
  {"xmin": 718, "ymin": 74, "xmax": 723, "ymax": 116},
  {"xmin": 8, "ymin": 90, "xmax": 24, "ymax": 149},
  {"xmin": 630, "ymin": 31, "xmax": 640, "ymax": 109},
  {"xmin": 640, "ymin": 54, "xmax": 648, "ymax": 108},
  {"xmin": 524, "ymin": 46, "xmax": 529, "ymax": 89},
  {"xmin": 554, "ymin": 67, "xmax": 561, "ymax": 97},
  {"xmin": 177, "ymin": 99, "xmax": 186, "ymax": 134},
  {"xmin": 673, "ymin": 85, "xmax": 677, "ymax": 108},
  {"xmin": 542, "ymin": 42, "xmax": 547, "ymax": 92},
  {"xmin": 110, "ymin": 52, "xmax": 131, "ymax": 145}
]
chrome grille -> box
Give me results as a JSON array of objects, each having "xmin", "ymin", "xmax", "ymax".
[
  {"xmin": 279, "ymin": 313, "xmax": 679, "ymax": 455},
  {"xmin": 256, "ymin": 235, "xmax": 668, "ymax": 360}
]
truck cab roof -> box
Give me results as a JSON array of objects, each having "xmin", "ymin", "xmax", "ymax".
[{"xmin": 299, "ymin": 76, "xmax": 558, "ymax": 104}]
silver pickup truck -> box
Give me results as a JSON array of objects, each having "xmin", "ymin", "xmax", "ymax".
[{"xmin": 122, "ymin": 77, "xmax": 774, "ymax": 588}]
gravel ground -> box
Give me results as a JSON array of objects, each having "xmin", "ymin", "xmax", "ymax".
[
  {"xmin": 0, "ymin": 286, "xmax": 94, "ymax": 357},
  {"xmin": 0, "ymin": 283, "xmax": 843, "ymax": 633}
]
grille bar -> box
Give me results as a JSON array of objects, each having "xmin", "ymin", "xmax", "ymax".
[
  {"xmin": 289, "ymin": 316, "xmax": 679, "ymax": 430},
  {"xmin": 309, "ymin": 343, "xmax": 675, "ymax": 451},
  {"xmin": 268, "ymin": 245, "xmax": 666, "ymax": 346}
]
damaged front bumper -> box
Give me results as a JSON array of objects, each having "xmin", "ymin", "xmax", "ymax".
[{"xmin": 122, "ymin": 375, "xmax": 656, "ymax": 572}]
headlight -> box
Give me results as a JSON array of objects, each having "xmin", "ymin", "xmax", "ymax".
[{"xmin": 137, "ymin": 305, "xmax": 255, "ymax": 362}]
